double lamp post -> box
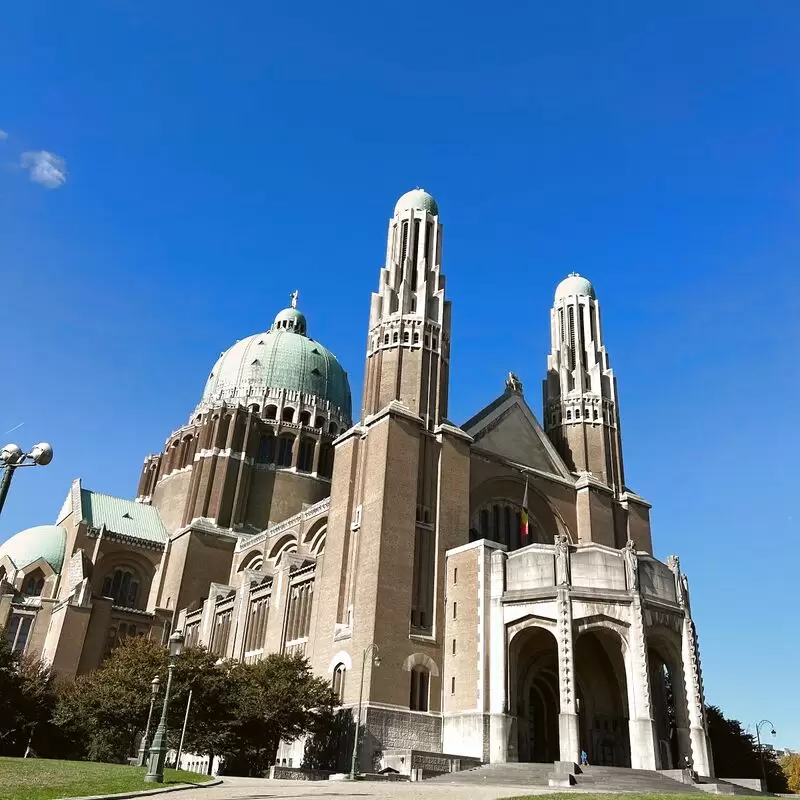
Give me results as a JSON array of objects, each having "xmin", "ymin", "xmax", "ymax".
[
  {"xmin": 144, "ymin": 630, "xmax": 185, "ymax": 783},
  {"xmin": 0, "ymin": 442, "xmax": 54, "ymax": 516}
]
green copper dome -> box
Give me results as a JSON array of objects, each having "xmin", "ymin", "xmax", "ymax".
[
  {"xmin": 394, "ymin": 188, "xmax": 438, "ymax": 216},
  {"xmin": 201, "ymin": 304, "xmax": 352, "ymax": 422},
  {"xmin": 555, "ymin": 273, "xmax": 595, "ymax": 301},
  {"xmin": 0, "ymin": 524, "xmax": 67, "ymax": 573}
]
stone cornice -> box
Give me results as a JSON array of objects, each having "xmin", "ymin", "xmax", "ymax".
[
  {"xmin": 471, "ymin": 447, "xmax": 577, "ymax": 489},
  {"xmin": 364, "ymin": 400, "xmax": 424, "ymax": 428},
  {"xmin": 235, "ymin": 496, "xmax": 331, "ymax": 553},
  {"xmin": 434, "ymin": 421, "xmax": 473, "ymax": 443}
]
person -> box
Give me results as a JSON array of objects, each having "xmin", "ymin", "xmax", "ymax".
[{"xmin": 580, "ymin": 749, "xmax": 589, "ymax": 766}]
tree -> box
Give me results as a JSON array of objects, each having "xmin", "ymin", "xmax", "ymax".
[
  {"xmin": 52, "ymin": 637, "xmax": 227, "ymax": 763},
  {"xmin": 50, "ymin": 639, "xmax": 337, "ymax": 772},
  {"xmin": 53, "ymin": 636, "xmax": 168, "ymax": 761},
  {"xmin": 222, "ymin": 653, "xmax": 337, "ymax": 776},
  {"xmin": 302, "ymin": 706, "xmax": 354, "ymax": 772},
  {"xmin": 0, "ymin": 630, "xmax": 56, "ymax": 756},
  {"xmin": 165, "ymin": 646, "xmax": 232, "ymax": 768},
  {"xmin": 706, "ymin": 705, "xmax": 789, "ymax": 793},
  {"xmin": 780, "ymin": 753, "xmax": 800, "ymax": 794}
]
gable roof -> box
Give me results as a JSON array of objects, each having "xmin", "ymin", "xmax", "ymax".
[
  {"xmin": 462, "ymin": 389, "xmax": 574, "ymax": 481},
  {"xmin": 80, "ymin": 488, "xmax": 167, "ymax": 544}
]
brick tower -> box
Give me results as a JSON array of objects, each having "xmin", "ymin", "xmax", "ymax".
[{"xmin": 313, "ymin": 189, "xmax": 472, "ymax": 759}]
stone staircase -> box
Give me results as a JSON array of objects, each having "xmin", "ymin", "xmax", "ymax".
[
  {"xmin": 426, "ymin": 762, "xmax": 708, "ymax": 792},
  {"xmin": 578, "ymin": 765, "xmax": 705, "ymax": 793}
]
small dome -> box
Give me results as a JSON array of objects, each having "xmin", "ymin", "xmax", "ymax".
[
  {"xmin": 0, "ymin": 524, "xmax": 67, "ymax": 573},
  {"xmin": 394, "ymin": 188, "xmax": 438, "ymax": 217},
  {"xmin": 555, "ymin": 273, "xmax": 595, "ymax": 301},
  {"xmin": 272, "ymin": 307, "xmax": 307, "ymax": 335}
]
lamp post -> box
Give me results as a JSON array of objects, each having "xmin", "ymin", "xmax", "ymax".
[
  {"xmin": 755, "ymin": 719, "xmax": 776, "ymax": 792},
  {"xmin": 145, "ymin": 631, "xmax": 184, "ymax": 783},
  {"xmin": 174, "ymin": 686, "xmax": 193, "ymax": 771},
  {"xmin": 349, "ymin": 643, "xmax": 380, "ymax": 780},
  {"xmin": 137, "ymin": 675, "xmax": 161, "ymax": 766},
  {"xmin": 0, "ymin": 442, "xmax": 53, "ymax": 516}
]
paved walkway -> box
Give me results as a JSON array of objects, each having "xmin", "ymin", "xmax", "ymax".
[{"xmin": 174, "ymin": 776, "xmax": 558, "ymax": 799}]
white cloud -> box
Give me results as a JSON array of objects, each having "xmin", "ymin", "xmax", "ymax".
[
  {"xmin": 20, "ymin": 150, "xmax": 67, "ymax": 189},
  {"xmin": 0, "ymin": 130, "xmax": 8, "ymax": 140}
]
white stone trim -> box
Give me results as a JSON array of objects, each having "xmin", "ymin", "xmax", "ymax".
[
  {"xmin": 402, "ymin": 652, "xmax": 440, "ymax": 677},
  {"xmin": 327, "ymin": 650, "xmax": 353, "ymax": 674}
]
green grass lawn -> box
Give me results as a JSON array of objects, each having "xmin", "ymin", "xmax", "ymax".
[{"xmin": 0, "ymin": 757, "xmax": 212, "ymax": 800}]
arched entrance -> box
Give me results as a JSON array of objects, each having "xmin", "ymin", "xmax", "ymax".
[
  {"xmin": 575, "ymin": 627, "xmax": 631, "ymax": 767},
  {"xmin": 509, "ymin": 626, "xmax": 560, "ymax": 763},
  {"xmin": 648, "ymin": 628, "xmax": 691, "ymax": 770}
]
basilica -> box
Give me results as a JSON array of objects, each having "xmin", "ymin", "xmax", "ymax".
[{"xmin": 0, "ymin": 188, "xmax": 714, "ymax": 777}]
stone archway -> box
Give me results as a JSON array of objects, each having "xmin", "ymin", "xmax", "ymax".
[
  {"xmin": 574, "ymin": 627, "xmax": 631, "ymax": 767},
  {"xmin": 509, "ymin": 626, "xmax": 560, "ymax": 763},
  {"xmin": 647, "ymin": 627, "xmax": 691, "ymax": 770}
]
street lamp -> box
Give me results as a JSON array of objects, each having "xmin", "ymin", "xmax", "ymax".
[
  {"xmin": 349, "ymin": 643, "xmax": 381, "ymax": 780},
  {"xmin": 144, "ymin": 631, "xmax": 184, "ymax": 783},
  {"xmin": 755, "ymin": 719, "xmax": 776, "ymax": 792},
  {"xmin": 0, "ymin": 442, "xmax": 53, "ymax": 516},
  {"xmin": 137, "ymin": 675, "xmax": 161, "ymax": 766}
]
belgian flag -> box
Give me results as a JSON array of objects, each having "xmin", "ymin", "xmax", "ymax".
[{"xmin": 520, "ymin": 477, "xmax": 529, "ymax": 541}]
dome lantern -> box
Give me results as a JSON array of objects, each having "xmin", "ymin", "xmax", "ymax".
[
  {"xmin": 554, "ymin": 272, "xmax": 595, "ymax": 301},
  {"xmin": 394, "ymin": 188, "xmax": 439, "ymax": 217}
]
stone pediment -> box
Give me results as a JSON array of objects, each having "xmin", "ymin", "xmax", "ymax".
[{"xmin": 462, "ymin": 390, "xmax": 572, "ymax": 480}]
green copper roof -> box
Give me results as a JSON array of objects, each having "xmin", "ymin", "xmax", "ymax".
[
  {"xmin": 81, "ymin": 489, "xmax": 167, "ymax": 544},
  {"xmin": 273, "ymin": 307, "xmax": 307, "ymax": 334},
  {"xmin": 201, "ymin": 307, "xmax": 352, "ymax": 421},
  {"xmin": 555, "ymin": 273, "xmax": 595, "ymax": 301},
  {"xmin": 394, "ymin": 188, "xmax": 438, "ymax": 216},
  {"xmin": 0, "ymin": 525, "xmax": 67, "ymax": 572}
]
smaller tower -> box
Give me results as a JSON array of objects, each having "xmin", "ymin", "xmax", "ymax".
[
  {"xmin": 361, "ymin": 188, "xmax": 450, "ymax": 430},
  {"xmin": 543, "ymin": 273, "xmax": 625, "ymax": 491}
]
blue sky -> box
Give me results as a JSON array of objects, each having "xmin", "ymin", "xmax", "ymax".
[{"xmin": 1, "ymin": 2, "xmax": 798, "ymax": 746}]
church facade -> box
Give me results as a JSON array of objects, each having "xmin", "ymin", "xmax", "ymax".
[{"xmin": 0, "ymin": 188, "xmax": 713, "ymax": 776}]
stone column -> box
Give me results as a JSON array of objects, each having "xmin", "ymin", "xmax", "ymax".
[
  {"xmin": 290, "ymin": 434, "xmax": 300, "ymax": 469},
  {"xmin": 556, "ymin": 587, "xmax": 580, "ymax": 763},
  {"xmin": 681, "ymin": 616, "xmax": 714, "ymax": 776},
  {"xmin": 627, "ymin": 593, "xmax": 658, "ymax": 769},
  {"xmin": 488, "ymin": 549, "xmax": 514, "ymax": 763},
  {"xmin": 311, "ymin": 437, "xmax": 321, "ymax": 474}
]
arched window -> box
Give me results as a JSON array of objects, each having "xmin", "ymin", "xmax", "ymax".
[
  {"xmin": 403, "ymin": 331, "xmax": 410, "ymax": 344},
  {"xmin": 318, "ymin": 443, "xmax": 334, "ymax": 478},
  {"xmin": 384, "ymin": 333, "xmax": 389, "ymax": 345},
  {"xmin": 102, "ymin": 568, "xmax": 141, "ymax": 608},
  {"xmin": 413, "ymin": 332, "xmax": 420, "ymax": 344},
  {"xmin": 248, "ymin": 404, "xmax": 260, "ymax": 413},
  {"xmin": 277, "ymin": 435, "xmax": 294, "ymax": 467},
  {"xmin": 22, "ymin": 570, "xmax": 45, "ymax": 597},
  {"xmin": 332, "ymin": 663, "xmax": 346, "ymax": 702},
  {"xmin": 298, "ymin": 438, "xmax": 314, "ymax": 472},
  {"xmin": 409, "ymin": 667, "xmax": 430, "ymax": 712},
  {"xmin": 328, "ymin": 422, "xmax": 338, "ymax": 436},
  {"xmin": 393, "ymin": 332, "xmax": 399, "ymax": 343},
  {"xmin": 258, "ymin": 435, "xmax": 275, "ymax": 464},
  {"xmin": 566, "ymin": 409, "xmax": 572, "ymax": 421},
  {"xmin": 314, "ymin": 416, "xmax": 325, "ymax": 429},
  {"xmin": 282, "ymin": 407, "xmax": 295, "ymax": 423},
  {"xmin": 299, "ymin": 411, "xmax": 311, "ymax": 426},
  {"xmin": 265, "ymin": 405, "xmax": 278, "ymax": 420}
]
